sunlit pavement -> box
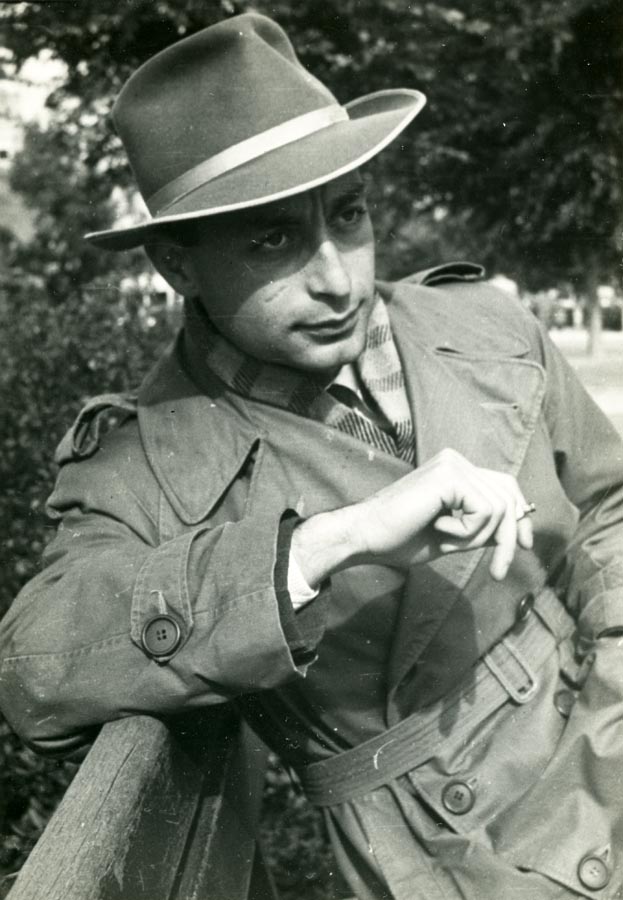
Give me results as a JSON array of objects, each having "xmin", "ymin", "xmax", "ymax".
[{"xmin": 549, "ymin": 328, "xmax": 623, "ymax": 437}]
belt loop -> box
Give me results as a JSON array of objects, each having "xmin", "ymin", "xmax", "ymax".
[
  {"xmin": 534, "ymin": 586, "xmax": 575, "ymax": 643},
  {"xmin": 483, "ymin": 636, "xmax": 539, "ymax": 704},
  {"xmin": 300, "ymin": 590, "xmax": 567, "ymax": 806}
]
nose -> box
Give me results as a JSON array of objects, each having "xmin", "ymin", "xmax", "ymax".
[{"xmin": 306, "ymin": 238, "xmax": 351, "ymax": 303}]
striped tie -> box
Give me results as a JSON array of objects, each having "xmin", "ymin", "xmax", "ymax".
[{"xmin": 184, "ymin": 294, "xmax": 415, "ymax": 466}]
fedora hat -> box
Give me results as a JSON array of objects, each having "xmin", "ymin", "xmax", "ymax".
[{"xmin": 86, "ymin": 13, "xmax": 426, "ymax": 251}]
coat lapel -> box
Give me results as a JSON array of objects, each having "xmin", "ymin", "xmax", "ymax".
[
  {"xmin": 138, "ymin": 339, "xmax": 262, "ymax": 525},
  {"xmin": 384, "ymin": 282, "xmax": 546, "ymax": 696}
]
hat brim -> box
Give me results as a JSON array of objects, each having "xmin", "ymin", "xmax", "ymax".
[{"xmin": 86, "ymin": 89, "xmax": 426, "ymax": 251}]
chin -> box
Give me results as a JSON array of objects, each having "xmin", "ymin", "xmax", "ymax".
[{"xmin": 296, "ymin": 335, "xmax": 367, "ymax": 375}]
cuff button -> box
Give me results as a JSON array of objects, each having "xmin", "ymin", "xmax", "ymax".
[
  {"xmin": 578, "ymin": 855, "xmax": 610, "ymax": 891},
  {"xmin": 142, "ymin": 615, "xmax": 181, "ymax": 657}
]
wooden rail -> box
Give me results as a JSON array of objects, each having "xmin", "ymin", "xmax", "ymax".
[{"xmin": 6, "ymin": 709, "xmax": 277, "ymax": 900}]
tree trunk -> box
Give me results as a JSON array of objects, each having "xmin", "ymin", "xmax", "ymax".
[{"xmin": 585, "ymin": 264, "xmax": 602, "ymax": 357}]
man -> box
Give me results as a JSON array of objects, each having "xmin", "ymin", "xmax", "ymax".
[{"xmin": 1, "ymin": 13, "xmax": 622, "ymax": 900}]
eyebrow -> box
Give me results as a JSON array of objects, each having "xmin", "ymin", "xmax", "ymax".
[
  {"xmin": 243, "ymin": 209, "xmax": 302, "ymax": 231},
  {"xmin": 233, "ymin": 180, "xmax": 368, "ymax": 233},
  {"xmin": 330, "ymin": 182, "xmax": 368, "ymax": 206}
]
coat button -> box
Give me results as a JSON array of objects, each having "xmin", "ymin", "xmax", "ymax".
[
  {"xmin": 441, "ymin": 780, "xmax": 475, "ymax": 815},
  {"xmin": 554, "ymin": 689, "xmax": 576, "ymax": 718},
  {"xmin": 578, "ymin": 855, "xmax": 610, "ymax": 890},
  {"xmin": 142, "ymin": 615, "xmax": 181, "ymax": 657},
  {"xmin": 516, "ymin": 592, "xmax": 535, "ymax": 622}
]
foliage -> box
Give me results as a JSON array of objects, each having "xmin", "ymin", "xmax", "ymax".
[
  {"xmin": 0, "ymin": 275, "xmax": 178, "ymax": 616},
  {"xmin": 0, "ymin": 0, "xmax": 623, "ymax": 291},
  {"xmin": 1, "ymin": 0, "xmax": 620, "ymax": 291},
  {"xmin": 0, "ymin": 268, "xmax": 179, "ymax": 893},
  {"xmin": 260, "ymin": 757, "xmax": 351, "ymax": 899},
  {"xmin": 0, "ymin": 720, "xmax": 78, "ymax": 899},
  {"xmin": 8, "ymin": 120, "xmax": 120, "ymax": 301},
  {"xmin": 435, "ymin": 0, "xmax": 623, "ymax": 294}
]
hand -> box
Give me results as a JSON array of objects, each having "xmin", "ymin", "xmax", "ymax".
[
  {"xmin": 354, "ymin": 448, "xmax": 534, "ymax": 579},
  {"xmin": 292, "ymin": 448, "xmax": 534, "ymax": 587}
]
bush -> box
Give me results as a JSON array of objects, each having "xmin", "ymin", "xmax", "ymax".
[
  {"xmin": 0, "ymin": 272, "xmax": 179, "ymax": 893},
  {"xmin": 0, "ymin": 274, "xmax": 179, "ymax": 616},
  {"xmin": 0, "ymin": 720, "xmax": 78, "ymax": 898},
  {"xmin": 260, "ymin": 756, "xmax": 352, "ymax": 899}
]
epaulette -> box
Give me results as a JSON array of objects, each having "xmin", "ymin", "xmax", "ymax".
[
  {"xmin": 402, "ymin": 261, "xmax": 485, "ymax": 287},
  {"xmin": 54, "ymin": 393, "xmax": 138, "ymax": 465}
]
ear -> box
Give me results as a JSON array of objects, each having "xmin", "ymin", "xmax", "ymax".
[{"xmin": 145, "ymin": 241, "xmax": 198, "ymax": 297}]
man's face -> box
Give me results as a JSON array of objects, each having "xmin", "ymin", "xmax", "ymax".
[{"xmin": 179, "ymin": 172, "xmax": 376, "ymax": 375}]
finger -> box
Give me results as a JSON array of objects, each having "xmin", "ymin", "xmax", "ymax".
[
  {"xmin": 435, "ymin": 500, "xmax": 499, "ymax": 545},
  {"xmin": 453, "ymin": 469, "xmax": 509, "ymax": 545},
  {"xmin": 437, "ymin": 471, "xmax": 511, "ymax": 552},
  {"xmin": 480, "ymin": 471, "xmax": 535, "ymax": 554},
  {"xmin": 434, "ymin": 511, "xmax": 490, "ymax": 539},
  {"xmin": 483, "ymin": 474, "xmax": 530, "ymax": 579},
  {"xmin": 432, "ymin": 456, "xmax": 534, "ymax": 568},
  {"xmin": 517, "ymin": 516, "xmax": 534, "ymax": 550},
  {"xmin": 437, "ymin": 495, "xmax": 532, "ymax": 578},
  {"xmin": 516, "ymin": 501, "xmax": 537, "ymax": 520},
  {"xmin": 489, "ymin": 500, "xmax": 518, "ymax": 580},
  {"xmin": 515, "ymin": 503, "xmax": 535, "ymax": 550},
  {"xmin": 432, "ymin": 451, "xmax": 509, "ymax": 543},
  {"xmin": 437, "ymin": 470, "xmax": 522, "ymax": 578}
]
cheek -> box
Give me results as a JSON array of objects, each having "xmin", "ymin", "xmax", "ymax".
[
  {"xmin": 357, "ymin": 241, "xmax": 376, "ymax": 277},
  {"xmin": 241, "ymin": 282, "xmax": 299, "ymax": 329},
  {"xmin": 224, "ymin": 291, "xmax": 288, "ymax": 347},
  {"xmin": 343, "ymin": 240, "xmax": 375, "ymax": 290}
]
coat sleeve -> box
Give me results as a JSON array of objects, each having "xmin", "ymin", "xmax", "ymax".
[
  {"xmin": 534, "ymin": 322, "xmax": 623, "ymax": 639},
  {"xmin": 504, "ymin": 324, "xmax": 623, "ymax": 890},
  {"xmin": 0, "ymin": 422, "xmax": 325, "ymax": 755}
]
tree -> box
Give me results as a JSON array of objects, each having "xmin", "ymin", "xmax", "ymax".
[
  {"xmin": 420, "ymin": 0, "xmax": 622, "ymax": 353},
  {"xmin": 2, "ymin": 1, "xmax": 619, "ymax": 304}
]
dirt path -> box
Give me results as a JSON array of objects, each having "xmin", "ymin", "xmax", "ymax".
[{"xmin": 550, "ymin": 328, "xmax": 623, "ymax": 437}]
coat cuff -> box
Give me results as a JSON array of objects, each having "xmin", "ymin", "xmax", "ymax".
[
  {"xmin": 576, "ymin": 562, "xmax": 623, "ymax": 639},
  {"xmin": 274, "ymin": 512, "xmax": 331, "ymax": 665},
  {"xmin": 129, "ymin": 507, "xmax": 326, "ymax": 692}
]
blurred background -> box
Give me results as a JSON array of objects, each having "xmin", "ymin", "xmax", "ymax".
[{"xmin": 0, "ymin": 1, "xmax": 621, "ymax": 897}]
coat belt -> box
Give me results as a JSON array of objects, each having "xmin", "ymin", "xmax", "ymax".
[{"xmin": 299, "ymin": 587, "xmax": 575, "ymax": 807}]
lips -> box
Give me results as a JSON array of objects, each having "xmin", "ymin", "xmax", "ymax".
[{"xmin": 302, "ymin": 306, "xmax": 359, "ymax": 334}]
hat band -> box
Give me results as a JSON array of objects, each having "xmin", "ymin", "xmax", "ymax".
[{"xmin": 147, "ymin": 104, "xmax": 350, "ymax": 216}]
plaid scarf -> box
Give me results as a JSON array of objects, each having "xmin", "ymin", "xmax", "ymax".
[{"xmin": 185, "ymin": 295, "xmax": 415, "ymax": 465}]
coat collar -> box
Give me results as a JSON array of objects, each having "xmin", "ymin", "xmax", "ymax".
[
  {"xmin": 138, "ymin": 340, "xmax": 263, "ymax": 524},
  {"xmin": 379, "ymin": 279, "xmax": 542, "ymax": 470},
  {"xmin": 138, "ymin": 278, "xmax": 545, "ymax": 529}
]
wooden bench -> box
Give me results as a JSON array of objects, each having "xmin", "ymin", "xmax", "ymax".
[{"xmin": 6, "ymin": 709, "xmax": 277, "ymax": 900}]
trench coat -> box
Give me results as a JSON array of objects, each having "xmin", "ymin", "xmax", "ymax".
[{"xmin": 1, "ymin": 267, "xmax": 623, "ymax": 898}]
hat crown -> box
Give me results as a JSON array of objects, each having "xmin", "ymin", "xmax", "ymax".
[
  {"xmin": 86, "ymin": 13, "xmax": 426, "ymax": 250},
  {"xmin": 114, "ymin": 13, "xmax": 338, "ymax": 202}
]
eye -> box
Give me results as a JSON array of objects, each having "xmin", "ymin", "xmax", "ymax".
[
  {"xmin": 251, "ymin": 229, "xmax": 290, "ymax": 252},
  {"xmin": 335, "ymin": 204, "xmax": 367, "ymax": 229}
]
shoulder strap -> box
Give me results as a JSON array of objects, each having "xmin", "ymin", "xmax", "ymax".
[
  {"xmin": 55, "ymin": 393, "xmax": 138, "ymax": 465},
  {"xmin": 401, "ymin": 261, "xmax": 485, "ymax": 287}
]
